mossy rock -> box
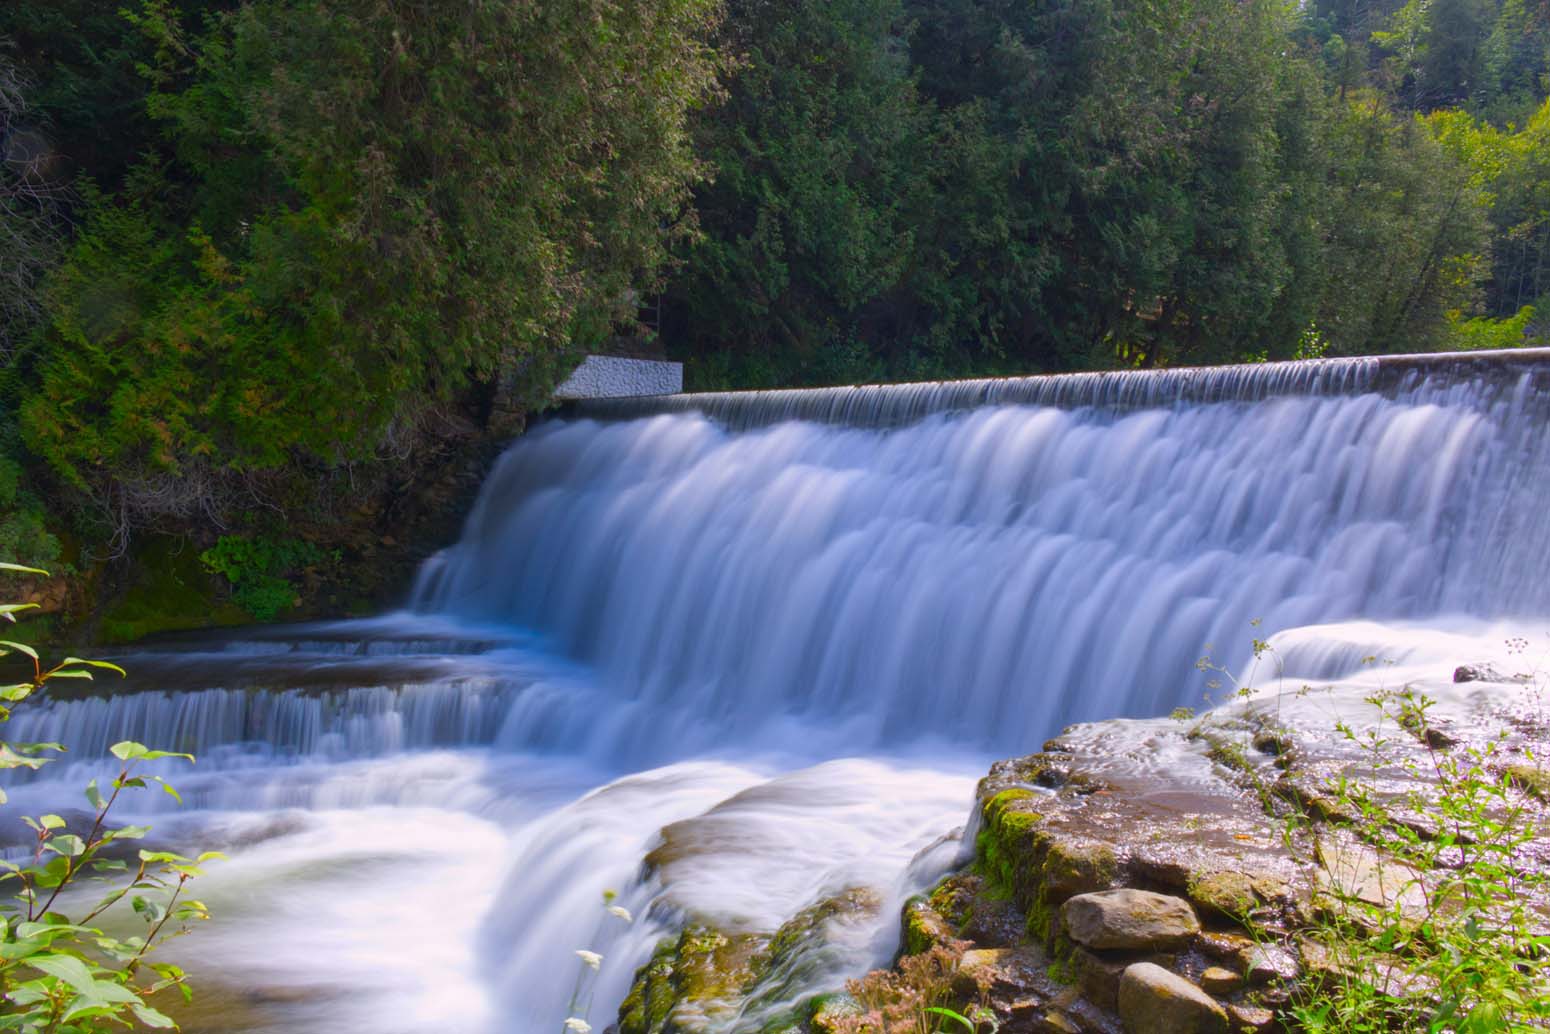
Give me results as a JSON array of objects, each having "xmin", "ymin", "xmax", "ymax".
[
  {"xmin": 742, "ymin": 887, "xmax": 885, "ymax": 1024},
  {"xmin": 765, "ymin": 887, "xmax": 881, "ymax": 970},
  {"xmin": 903, "ymin": 895, "xmax": 955, "ymax": 956},
  {"xmin": 1040, "ymin": 837, "xmax": 1118, "ymax": 902},
  {"xmin": 1505, "ymin": 763, "xmax": 1550, "ymax": 801},
  {"xmin": 98, "ymin": 536, "xmax": 250, "ymax": 644},
  {"xmin": 975, "ymin": 788, "xmax": 1044, "ymax": 899},
  {"xmin": 927, "ymin": 874, "xmax": 979, "ymax": 927},
  {"xmin": 1186, "ymin": 870, "xmax": 1261, "ymax": 924},
  {"xmin": 618, "ymin": 926, "xmax": 768, "ymax": 1034},
  {"xmin": 618, "ymin": 891, "xmax": 881, "ymax": 1034},
  {"xmin": 805, "ymin": 993, "xmax": 863, "ymax": 1033},
  {"xmin": 618, "ymin": 937, "xmax": 683, "ymax": 1034}
]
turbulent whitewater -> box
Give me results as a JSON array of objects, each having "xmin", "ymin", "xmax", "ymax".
[{"xmin": 4, "ymin": 352, "xmax": 1549, "ymax": 1033}]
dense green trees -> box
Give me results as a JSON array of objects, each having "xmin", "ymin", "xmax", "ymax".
[
  {"xmin": 4, "ymin": 0, "xmax": 720, "ymax": 532},
  {"xmin": 1, "ymin": 0, "xmax": 1549, "ymax": 579},
  {"xmin": 669, "ymin": 0, "xmax": 1550, "ymax": 387},
  {"xmin": 659, "ymin": 0, "xmax": 924, "ymax": 387}
]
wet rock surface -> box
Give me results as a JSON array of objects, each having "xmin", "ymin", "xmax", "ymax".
[
  {"xmin": 613, "ymin": 655, "xmax": 1550, "ymax": 1033},
  {"xmin": 1117, "ymin": 962, "xmax": 1227, "ymax": 1034},
  {"xmin": 1060, "ymin": 890, "xmax": 1200, "ymax": 951}
]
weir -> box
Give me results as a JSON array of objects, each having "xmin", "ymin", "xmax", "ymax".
[
  {"xmin": 416, "ymin": 349, "xmax": 1550, "ymax": 748},
  {"xmin": 6, "ymin": 349, "xmax": 1550, "ymax": 1033},
  {"xmin": 568, "ymin": 347, "xmax": 1550, "ymax": 428}
]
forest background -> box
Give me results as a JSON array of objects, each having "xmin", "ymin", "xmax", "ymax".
[{"xmin": 2, "ymin": 0, "xmax": 1547, "ymax": 633}]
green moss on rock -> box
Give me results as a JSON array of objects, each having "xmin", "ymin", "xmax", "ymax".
[
  {"xmin": 619, "ymin": 890, "xmax": 883, "ymax": 1034},
  {"xmin": 1506, "ymin": 763, "xmax": 1550, "ymax": 801},
  {"xmin": 98, "ymin": 537, "xmax": 249, "ymax": 644},
  {"xmin": 805, "ymin": 992, "xmax": 863, "ymax": 1032},
  {"xmin": 976, "ymin": 788, "xmax": 1044, "ymax": 899},
  {"xmin": 1042, "ymin": 837, "xmax": 1118, "ymax": 901},
  {"xmin": 617, "ymin": 926, "xmax": 767, "ymax": 1034},
  {"xmin": 1187, "ymin": 871, "xmax": 1261, "ymax": 924},
  {"xmin": 902, "ymin": 895, "xmax": 952, "ymax": 956},
  {"xmin": 618, "ymin": 937, "xmax": 682, "ymax": 1034}
]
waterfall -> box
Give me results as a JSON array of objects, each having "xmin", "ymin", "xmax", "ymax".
[
  {"xmin": 7, "ymin": 351, "xmax": 1550, "ymax": 1033},
  {"xmin": 413, "ymin": 353, "xmax": 1550, "ymax": 749}
]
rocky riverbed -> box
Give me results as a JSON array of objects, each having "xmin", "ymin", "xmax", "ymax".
[{"xmin": 611, "ymin": 623, "xmax": 1550, "ymax": 1033}]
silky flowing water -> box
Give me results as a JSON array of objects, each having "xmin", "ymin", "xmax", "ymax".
[{"xmin": 5, "ymin": 352, "xmax": 1549, "ymax": 1032}]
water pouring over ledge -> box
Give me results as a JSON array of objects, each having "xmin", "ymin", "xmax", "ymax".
[
  {"xmin": 7, "ymin": 350, "xmax": 1550, "ymax": 1032},
  {"xmin": 414, "ymin": 349, "xmax": 1550, "ymax": 747}
]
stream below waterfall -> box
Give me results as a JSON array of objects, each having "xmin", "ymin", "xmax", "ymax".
[{"xmin": 4, "ymin": 354, "xmax": 1549, "ymax": 1033}]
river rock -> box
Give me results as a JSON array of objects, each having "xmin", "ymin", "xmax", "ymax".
[
  {"xmin": 1245, "ymin": 944, "xmax": 1300, "ymax": 983},
  {"xmin": 1071, "ymin": 947, "xmax": 1131, "ymax": 1011},
  {"xmin": 1187, "ymin": 870, "xmax": 1259, "ymax": 921},
  {"xmin": 1198, "ymin": 966, "xmax": 1242, "ymax": 994},
  {"xmin": 1061, "ymin": 890, "xmax": 1200, "ymax": 951},
  {"xmin": 903, "ymin": 895, "xmax": 956, "ymax": 954},
  {"xmin": 1117, "ymin": 962, "xmax": 1228, "ymax": 1034},
  {"xmin": 1227, "ymin": 1002, "xmax": 1277, "ymax": 1032},
  {"xmin": 1315, "ymin": 840, "xmax": 1428, "ymax": 919}
]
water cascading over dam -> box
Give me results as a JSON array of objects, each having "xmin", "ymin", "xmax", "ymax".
[
  {"xmin": 5, "ymin": 350, "xmax": 1549, "ymax": 1032},
  {"xmin": 414, "ymin": 350, "xmax": 1550, "ymax": 748}
]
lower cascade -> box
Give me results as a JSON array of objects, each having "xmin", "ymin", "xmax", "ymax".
[{"xmin": 5, "ymin": 354, "xmax": 1549, "ymax": 1032}]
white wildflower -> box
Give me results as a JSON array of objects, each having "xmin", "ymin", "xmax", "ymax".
[
  {"xmin": 575, "ymin": 949, "xmax": 603, "ymax": 970},
  {"xmin": 564, "ymin": 1019, "xmax": 592, "ymax": 1034},
  {"xmin": 606, "ymin": 904, "xmax": 633, "ymax": 923}
]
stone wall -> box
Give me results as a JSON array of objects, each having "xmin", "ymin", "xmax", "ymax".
[{"xmin": 556, "ymin": 355, "xmax": 683, "ymax": 399}]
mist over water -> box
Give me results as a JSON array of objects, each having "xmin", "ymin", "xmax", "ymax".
[{"xmin": 6, "ymin": 356, "xmax": 1548, "ymax": 1032}]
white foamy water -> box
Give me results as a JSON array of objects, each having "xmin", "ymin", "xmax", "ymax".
[{"xmin": 7, "ymin": 355, "xmax": 1549, "ymax": 1032}]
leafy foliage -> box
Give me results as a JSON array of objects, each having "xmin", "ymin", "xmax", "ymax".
[
  {"xmin": 199, "ymin": 534, "xmax": 324, "ymax": 621},
  {"xmin": 0, "ymin": 565, "xmax": 218, "ymax": 1030},
  {"xmin": 0, "ymin": 435, "xmax": 60, "ymax": 572},
  {"xmin": 4, "ymin": 0, "xmax": 1550, "ymax": 567},
  {"xmin": 668, "ymin": 0, "xmax": 1550, "ymax": 386},
  {"xmin": 1286, "ymin": 688, "xmax": 1550, "ymax": 1032},
  {"xmin": 9, "ymin": 0, "xmax": 723, "ymax": 531},
  {"xmin": 1196, "ymin": 636, "xmax": 1550, "ymax": 1033}
]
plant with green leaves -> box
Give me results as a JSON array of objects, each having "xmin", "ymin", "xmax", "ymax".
[
  {"xmin": 0, "ymin": 562, "xmax": 218, "ymax": 1031},
  {"xmin": 1285, "ymin": 686, "xmax": 1549, "ymax": 1033},
  {"xmin": 1191, "ymin": 633, "xmax": 1549, "ymax": 1032},
  {"xmin": 199, "ymin": 534, "xmax": 326, "ymax": 621},
  {"xmin": 829, "ymin": 942, "xmax": 997, "ymax": 1034}
]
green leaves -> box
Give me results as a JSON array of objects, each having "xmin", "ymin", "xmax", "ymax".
[
  {"xmin": 0, "ymin": 575, "xmax": 216, "ymax": 1033},
  {"xmin": 923, "ymin": 1006, "xmax": 977, "ymax": 1033},
  {"xmin": 0, "ymin": 603, "xmax": 41, "ymax": 624},
  {"xmin": 109, "ymin": 741, "xmax": 193, "ymax": 764},
  {"xmin": 0, "ymin": 743, "xmax": 60, "ymax": 771},
  {"xmin": 1279, "ymin": 684, "xmax": 1550, "ymax": 1032},
  {"xmin": 19, "ymin": 0, "xmax": 724, "ymax": 532},
  {"xmin": 0, "ymin": 563, "xmax": 49, "ymax": 576},
  {"xmin": 60, "ymin": 659, "xmax": 127, "ymax": 678},
  {"xmin": 0, "ymin": 640, "xmax": 39, "ymax": 660}
]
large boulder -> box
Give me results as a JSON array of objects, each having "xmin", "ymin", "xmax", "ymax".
[
  {"xmin": 1117, "ymin": 962, "xmax": 1227, "ymax": 1034},
  {"xmin": 1060, "ymin": 890, "xmax": 1200, "ymax": 951}
]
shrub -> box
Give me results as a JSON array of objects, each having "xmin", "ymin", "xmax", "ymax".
[
  {"xmin": 0, "ymin": 434, "xmax": 60, "ymax": 572},
  {"xmin": 199, "ymin": 534, "xmax": 324, "ymax": 621},
  {"xmin": 0, "ymin": 562, "xmax": 217, "ymax": 1031},
  {"xmin": 1284, "ymin": 686, "xmax": 1549, "ymax": 1033},
  {"xmin": 1199, "ymin": 637, "xmax": 1550, "ymax": 1033}
]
